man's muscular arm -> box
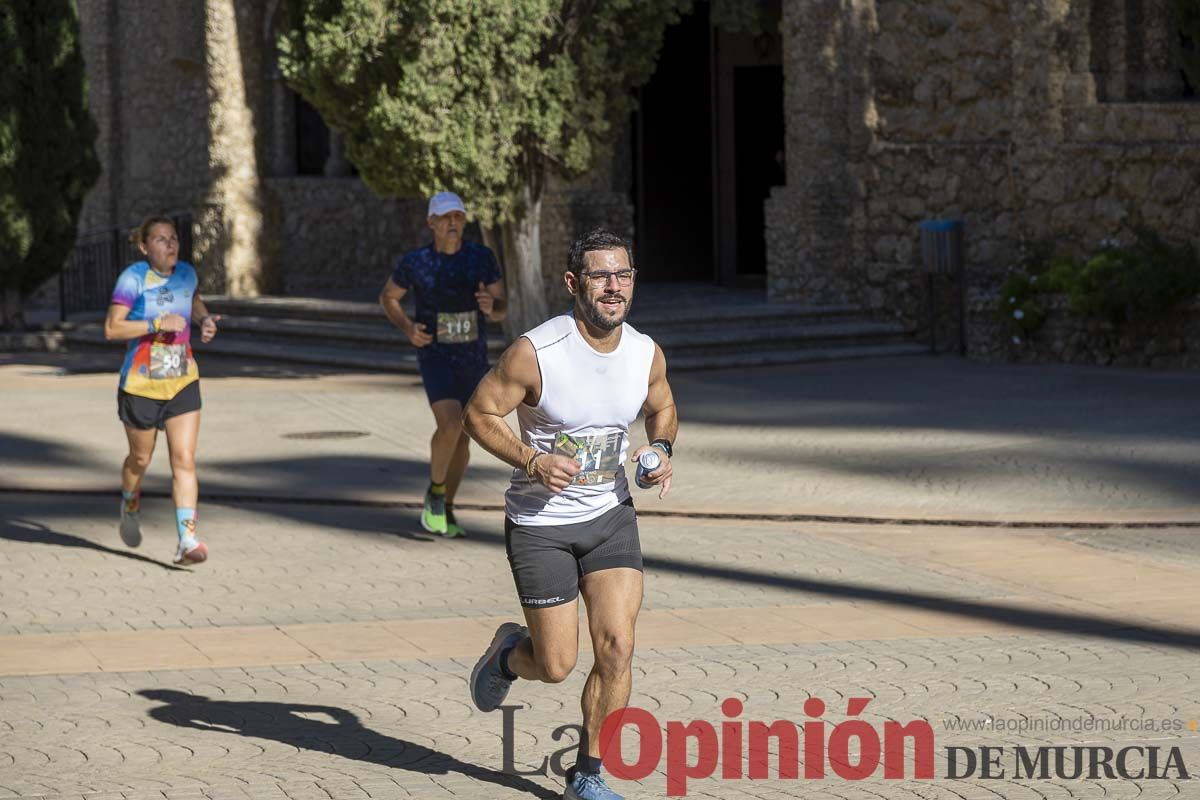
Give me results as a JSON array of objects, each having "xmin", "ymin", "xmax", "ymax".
[
  {"xmin": 631, "ymin": 344, "xmax": 677, "ymax": 499},
  {"xmin": 462, "ymin": 338, "xmax": 580, "ymax": 493}
]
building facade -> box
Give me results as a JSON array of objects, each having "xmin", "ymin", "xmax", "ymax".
[{"xmin": 75, "ymin": 0, "xmax": 1200, "ymax": 334}]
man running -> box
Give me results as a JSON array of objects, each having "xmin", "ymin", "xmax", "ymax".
[
  {"xmin": 463, "ymin": 229, "xmax": 677, "ymax": 800},
  {"xmin": 380, "ymin": 192, "xmax": 506, "ymax": 537}
]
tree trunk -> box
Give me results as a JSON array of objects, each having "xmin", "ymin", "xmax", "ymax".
[
  {"xmin": 487, "ymin": 176, "xmax": 550, "ymax": 341},
  {"xmin": 203, "ymin": 0, "xmax": 269, "ymax": 297}
]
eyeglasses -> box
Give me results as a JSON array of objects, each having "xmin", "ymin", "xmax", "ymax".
[{"xmin": 579, "ymin": 268, "xmax": 637, "ymax": 288}]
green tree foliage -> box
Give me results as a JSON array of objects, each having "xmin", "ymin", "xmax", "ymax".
[
  {"xmin": 278, "ymin": 0, "xmax": 740, "ymax": 334},
  {"xmin": 0, "ymin": 0, "xmax": 100, "ymax": 328}
]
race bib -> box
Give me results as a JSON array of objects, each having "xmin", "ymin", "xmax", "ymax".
[
  {"xmin": 553, "ymin": 431, "xmax": 624, "ymax": 486},
  {"xmin": 150, "ymin": 343, "xmax": 187, "ymax": 379},
  {"xmin": 436, "ymin": 311, "xmax": 477, "ymax": 344}
]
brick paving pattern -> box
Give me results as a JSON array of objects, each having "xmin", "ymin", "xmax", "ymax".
[{"xmin": 1, "ymin": 355, "xmax": 1198, "ymax": 798}]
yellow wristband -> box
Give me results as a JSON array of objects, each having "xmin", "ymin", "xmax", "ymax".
[
  {"xmin": 152, "ymin": 317, "xmax": 162, "ymax": 333},
  {"xmin": 525, "ymin": 452, "xmax": 540, "ymax": 477}
]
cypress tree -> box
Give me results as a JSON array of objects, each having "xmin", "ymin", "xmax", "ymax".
[
  {"xmin": 0, "ymin": 0, "xmax": 100, "ymax": 329},
  {"xmin": 277, "ymin": 0, "xmax": 756, "ymax": 336}
]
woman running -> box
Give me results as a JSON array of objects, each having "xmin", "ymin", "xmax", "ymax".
[{"xmin": 104, "ymin": 215, "xmax": 219, "ymax": 564}]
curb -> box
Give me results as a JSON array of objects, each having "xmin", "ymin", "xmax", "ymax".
[{"xmin": 4, "ymin": 486, "xmax": 1200, "ymax": 529}]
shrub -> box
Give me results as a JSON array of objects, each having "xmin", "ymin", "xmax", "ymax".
[{"xmin": 997, "ymin": 230, "xmax": 1200, "ymax": 341}]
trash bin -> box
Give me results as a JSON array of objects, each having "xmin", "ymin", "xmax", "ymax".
[
  {"xmin": 919, "ymin": 219, "xmax": 964, "ymax": 275},
  {"xmin": 918, "ymin": 219, "xmax": 965, "ymax": 355}
]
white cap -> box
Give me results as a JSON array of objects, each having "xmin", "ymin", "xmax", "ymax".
[{"xmin": 428, "ymin": 191, "xmax": 466, "ymax": 217}]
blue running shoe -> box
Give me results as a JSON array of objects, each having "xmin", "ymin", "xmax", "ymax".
[
  {"xmin": 564, "ymin": 771, "xmax": 623, "ymax": 800},
  {"xmin": 470, "ymin": 622, "xmax": 527, "ymax": 712}
]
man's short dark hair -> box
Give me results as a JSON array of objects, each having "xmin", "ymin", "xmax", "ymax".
[{"xmin": 568, "ymin": 229, "xmax": 634, "ymax": 275}]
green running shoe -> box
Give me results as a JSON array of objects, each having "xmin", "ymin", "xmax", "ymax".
[
  {"xmin": 421, "ymin": 489, "xmax": 448, "ymax": 535},
  {"xmin": 444, "ymin": 506, "xmax": 465, "ymax": 538}
]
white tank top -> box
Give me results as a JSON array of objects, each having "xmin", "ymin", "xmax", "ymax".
[{"xmin": 505, "ymin": 313, "xmax": 657, "ymax": 526}]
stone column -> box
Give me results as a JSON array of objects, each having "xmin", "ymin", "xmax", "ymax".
[
  {"xmin": 1128, "ymin": 0, "xmax": 1186, "ymax": 99},
  {"xmin": 764, "ymin": 0, "xmax": 875, "ymax": 304},
  {"xmin": 323, "ymin": 131, "xmax": 353, "ymax": 177},
  {"xmin": 76, "ymin": 0, "xmax": 119, "ymax": 231},
  {"xmin": 1090, "ymin": 0, "xmax": 1128, "ymax": 101},
  {"xmin": 1063, "ymin": 0, "xmax": 1098, "ymax": 106},
  {"xmin": 264, "ymin": 0, "xmax": 295, "ymax": 177},
  {"xmin": 1009, "ymin": 0, "xmax": 1074, "ymax": 244}
]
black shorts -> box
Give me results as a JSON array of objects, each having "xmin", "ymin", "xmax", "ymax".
[
  {"xmin": 504, "ymin": 498, "xmax": 643, "ymax": 609},
  {"xmin": 118, "ymin": 381, "xmax": 202, "ymax": 430}
]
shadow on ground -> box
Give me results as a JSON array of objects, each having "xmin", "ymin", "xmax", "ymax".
[
  {"xmin": 0, "ymin": 516, "xmax": 186, "ymax": 571},
  {"xmin": 138, "ymin": 689, "xmax": 558, "ymax": 799},
  {"xmin": 5, "ymin": 493, "xmax": 1198, "ymax": 651},
  {"xmin": 0, "ymin": 432, "xmax": 108, "ymax": 471}
]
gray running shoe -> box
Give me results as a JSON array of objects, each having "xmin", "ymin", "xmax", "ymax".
[
  {"xmin": 470, "ymin": 622, "xmax": 527, "ymax": 712},
  {"xmin": 119, "ymin": 504, "xmax": 142, "ymax": 548},
  {"xmin": 564, "ymin": 771, "xmax": 623, "ymax": 800}
]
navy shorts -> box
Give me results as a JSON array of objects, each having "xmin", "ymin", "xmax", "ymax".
[{"xmin": 418, "ymin": 357, "xmax": 489, "ymax": 406}]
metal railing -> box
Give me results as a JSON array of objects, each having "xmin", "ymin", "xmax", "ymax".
[{"xmin": 60, "ymin": 212, "xmax": 193, "ymax": 320}]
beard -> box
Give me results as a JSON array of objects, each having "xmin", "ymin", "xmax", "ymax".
[{"xmin": 577, "ymin": 290, "xmax": 631, "ymax": 331}]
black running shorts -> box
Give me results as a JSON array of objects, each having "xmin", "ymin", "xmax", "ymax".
[
  {"xmin": 118, "ymin": 381, "xmax": 202, "ymax": 430},
  {"xmin": 504, "ymin": 498, "xmax": 643, "ymax": 609}
]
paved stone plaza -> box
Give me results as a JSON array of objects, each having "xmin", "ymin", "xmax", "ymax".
[{"xmin": 1, "ymin": 353, "xmax": 1199, "ymax": 798}]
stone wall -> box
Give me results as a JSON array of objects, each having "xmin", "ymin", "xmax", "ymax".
[
  {"xmin": 72, "ymin": 0, "xmax": 630, "ymax": 306},
  {"xmin": 264, "ymin": 175, "xmax": 632, "ymax": 303},
  {"xmin": 860, "ymin": 0, "xmax": 1017, "ymax": 320},
  {"xmin": 69, "ymin": 0, "xmax": 1200, "ymax": 359},
  {"xmin": 967, "ymin": 291, "xmax": 1200, "ymax": 368},
  {"xmin": 873, "ymin": 0, "xmax": 1013, "ymax": 142},
  {"xmin": 106, "ymin": 1, "xmax": 211, "ymax": 226},
  {"xmin": 768, "ymin": 0, "xmax": 1200, "ymax": 368},
  {"xmin": 265, "ymin": 178, "xmax": 427, "ymax": 297}
]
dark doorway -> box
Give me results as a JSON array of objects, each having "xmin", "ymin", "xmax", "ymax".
[
  {"xmin": 632, "ymin": 3, "xmax": 784, "ymax": 287},
  {"xmin": 631, "ymin": 7, "xmax": 714, "ymax": 282},
  {"xmin": 295, "ymin": 94, "xmax": 331, "ymax": 176},
  {"xmin": 733, "ymin": 65, "xmax": 785, "ymax": 279}
]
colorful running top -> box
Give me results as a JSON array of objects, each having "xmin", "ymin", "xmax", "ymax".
[
  {"xmin": 110, "ymin": 260, "xmax": 200, "ymax": 400},
  {"xmin": 391, "ymin": 242, "xmax": 502, "ymax": 368}
]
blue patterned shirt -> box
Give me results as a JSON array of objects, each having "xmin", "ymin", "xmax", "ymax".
[{"xmin": 391, "ymin": 242, "xmax": 502, "ymax": 367}]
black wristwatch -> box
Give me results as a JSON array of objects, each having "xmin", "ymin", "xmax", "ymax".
[{"xmin": 650, "ymin": 439, "xmax": 673, "ymax": 458}]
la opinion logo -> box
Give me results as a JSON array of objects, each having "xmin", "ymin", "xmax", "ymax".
[{"xmin": 503, "ymin": 696, "xmax": 934, "ymax": 796}]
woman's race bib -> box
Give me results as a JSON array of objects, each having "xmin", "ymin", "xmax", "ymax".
[
  {"xmin": 150, "ymin": 343, "xmax": 187, "ymax": 379},
  {"xmin": 437, "ymin": 311, "xmax": 477, "ymax": 344}
]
